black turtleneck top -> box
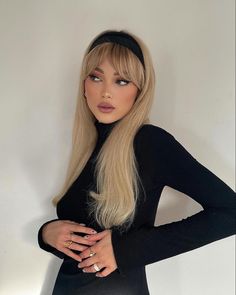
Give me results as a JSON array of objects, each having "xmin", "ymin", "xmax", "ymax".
[{"xmin": 38, "ymin": 120, "xmax": 236, "ymax": 295}]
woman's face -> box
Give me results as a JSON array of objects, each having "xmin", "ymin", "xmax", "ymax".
[{"xmin": 84, "ymin": 58, "xmax": 138, "ymax": 124}]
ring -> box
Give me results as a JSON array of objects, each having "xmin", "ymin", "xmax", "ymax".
[
  {"xmin": 93, "ymin": 263, "xmax": 100, "ymax": 272},
  {"xmin": 89, "ymin": 248, "xmax": 96, "ymax": 257},
  {"xmin": 64, "ymin": 240, "xmax": 73, "ymax": 248}
]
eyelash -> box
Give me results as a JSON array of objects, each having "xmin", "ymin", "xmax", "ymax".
[{"xmin": 88, "ymin": 74, "xmax": 130, "ymax": 86}]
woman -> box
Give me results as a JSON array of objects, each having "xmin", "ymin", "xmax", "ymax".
[{"xmin": 38, "ymin": 30, "xmax": 236, "ymax": 295}]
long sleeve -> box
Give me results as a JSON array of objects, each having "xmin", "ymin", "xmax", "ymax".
[
  {"xmin": 38, "ymin": 219, "xmax": 65, "ymax": 259},
  {"xmin": 111, "ymin": 125, "xmax": 236, "ymax": 273}
]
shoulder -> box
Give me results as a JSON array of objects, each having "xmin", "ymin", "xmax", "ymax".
[
  {"xmin": 134, "ymin": 124, "xmax": 198, "ymax": 166},
  {"xmin": 133, "ymin": 123, "xmax": 192, "ymax": 160},
  {"xmin": 132, "ymin": 124, "xmax": 180, "ymax": 173},
  {"xmin": 133, "ymin": 123, "xmax": 178, "ymax": 162},
  {"xmin": 134, "ymin": 123, "xmax": 175, "ymax": 147}
]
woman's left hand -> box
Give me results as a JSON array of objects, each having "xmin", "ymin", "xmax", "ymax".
[{"xmin": 78, "ymin": 229, "xmax": 117, "ymax": 277}]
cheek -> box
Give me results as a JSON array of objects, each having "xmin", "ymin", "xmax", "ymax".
[
  {"xmin": 123, "ymin": 88, "xmax": 138, "ymax": 107},
  {"xmin": 84, "ymin": 79, "xmax": 98, "ymax": 98},
  {"xmin": 84, "ymin": 81, "xmax": 97, "ymax": 113},
  {"xmin": 84, "ymin": 79, "xmax": 91, "ymax": 97}
]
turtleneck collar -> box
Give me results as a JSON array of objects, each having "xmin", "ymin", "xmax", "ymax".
[{"xmin": 94, "ymin": 119, "xmax": 120, "ymax": 141}]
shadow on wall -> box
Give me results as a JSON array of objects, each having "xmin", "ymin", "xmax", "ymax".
[{"xmin": 40, "ymin": 258, "xmax": 62, "ymax": 295}]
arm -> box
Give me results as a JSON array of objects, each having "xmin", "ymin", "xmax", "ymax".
[{"xmin": 111, "ymin": 127, "xmax": 236, "ymax": 273}]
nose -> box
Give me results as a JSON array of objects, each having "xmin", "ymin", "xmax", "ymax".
[
  {"xmin": 101, "ymin": 80, "xmax": 113, "ymax": 99},
  {"xmin": 102, "ymin": 92, "xmax": 112, "ymax": 99}
]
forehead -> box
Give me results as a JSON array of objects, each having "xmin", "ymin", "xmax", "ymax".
[
  {"xmin": 87, "ymin": 58, "xmax": 129, "ymax": 79},
  {"xmin": 93, "ymin": 59, "xmax": 120, "ymax": 75},
  {"xmin": 85, "ymin": 43, "xmax": 142, "ymax": 83}
]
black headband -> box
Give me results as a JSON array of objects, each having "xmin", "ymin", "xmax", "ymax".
[{"xmin": 88, "ymin": 31, "xmax": 145, "ymax": 67}]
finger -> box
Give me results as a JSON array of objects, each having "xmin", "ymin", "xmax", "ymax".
[
  {"xmin": 78, "ymin": 256, "xmax": 97, "ymax": 268},
  {"xmin": 82, "ymin": 265, "xmax": 98, "ymax": 273},
  {"xmin": 84, "ymin": 231, "xmax": 107, "ymax": 241},
  {"xmin": 70, "ymin": 224, "xmax": 97, "ymax": 235},
  {"xmin": 65, "ymin": 221, "xmax": 86, "ymax": 227},
  {"xmin": 79, "ymin": 246, "xmax": 98, "ymax": 260},
  {"xmin": 71, "ymin": 234, "xmax": 97, "ymax": 246},
  {"xmin": 95, "ymin": 267, "xmax": 112, "ymax": 277},
  {"xmin": 63, "ymin": 220, "xmax": 97, "ymax": 235},
  {"xmin": 64, "ymin": 220, "xmax": 78, "ymax": 224},
  {"xmin": 83, "ymin": 263, "xmax": 104, "ymax": 274},
  {"xmin": 62, "ymin": 247, "xmax": 82, "ymax": 262},
  {"xmin": 68, "ymin": 243, "xmax": 88, "ymax": 252}
]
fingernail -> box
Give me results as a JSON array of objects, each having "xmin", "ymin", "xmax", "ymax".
[
  {"xmin": 78, "ymin": 264, "xmax": 82, "ymax": 268},
  {"xmin": 82, "ymin": 269, "xmax": 86, "ymax": 272},
  {"xmin": 80, "ymin": 223, "xmax": 86, "ymax": 226},
  {"xmin": 91, "ymin": 230, "xmax": 97, "ymax": 233},
  {"xmin": 84, "ymin": 235, "xmax": 89, "ymax": 239}
]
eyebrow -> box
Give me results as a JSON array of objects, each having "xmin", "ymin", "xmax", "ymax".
[{"xmin": 94, "ymin": 67, "xmax": 119, "ymax": 76}]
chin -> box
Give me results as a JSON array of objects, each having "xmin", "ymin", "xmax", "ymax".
[
  {"xmin": 95, "ymin": 115, "xmax": 120, "ymax": 124},
  {"xmin": 98, "ymin": 119, "xmax": 116, "ymax": 124}
]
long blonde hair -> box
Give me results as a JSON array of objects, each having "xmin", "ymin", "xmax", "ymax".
[{"xmin": 53, "ymin": 30, "xmax": 155, "ymax": 231}]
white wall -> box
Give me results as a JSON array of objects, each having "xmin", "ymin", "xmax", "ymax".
[{"xmin": 0, "ymin": 1, "xmax": 235, "ymax": 294}]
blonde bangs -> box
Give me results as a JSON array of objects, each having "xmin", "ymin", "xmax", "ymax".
[{"xmin": 83, "ymin": 43, "xmax": 145, "ymax": 90}]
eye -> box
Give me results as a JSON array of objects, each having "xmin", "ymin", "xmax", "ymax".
[
  {"xmin": 88, "ymin": 74, "xmax": 101, "ymax": 82},
  {"xmin": 116, "ymin": 79, "xmax": 130, "ymax": 86}
]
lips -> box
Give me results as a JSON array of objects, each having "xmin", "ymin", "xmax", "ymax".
[{"xmin": 98, "ymin": 102, "xmax": 115, "ymax": 109}]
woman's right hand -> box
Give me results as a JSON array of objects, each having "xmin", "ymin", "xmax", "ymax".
[{"xmin": 42, "ymin": 220, "xmax": 98, "ymax": 262}]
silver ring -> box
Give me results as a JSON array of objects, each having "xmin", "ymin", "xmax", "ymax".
[{"xmin": 93, "ymin": 263, "xmax": 100, "ymax": 272}]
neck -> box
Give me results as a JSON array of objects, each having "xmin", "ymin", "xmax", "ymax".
[{"xmin": 94, "ymin": 119, "xmax": 120, "ymax": 141}]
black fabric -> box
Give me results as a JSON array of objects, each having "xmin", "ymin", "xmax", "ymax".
[
  {"xmin": 88, "ymin": 31, "xmax": 145, "ymax": 67},
  {"xmin": 52, "ymin": 267, "xmax": 149, "ymax": 295},
  {"xmin": 38, "ymin": 120, "xmax": 236, "ymax": 294}
]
